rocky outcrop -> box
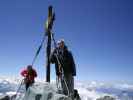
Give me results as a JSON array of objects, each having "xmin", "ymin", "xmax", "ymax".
[
  {"xmin": 96, "ymin": 95, "xmax": 116, "ymax": 100},
  {"xmin": 21, "ymin": 83, "xmax": 72, "ymax": 100}
]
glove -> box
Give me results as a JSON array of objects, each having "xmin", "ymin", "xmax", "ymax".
[
  {"xmin": 23, "ymin": 74, "xmax": 27, "ymax": 77},
  {"xmin": 58, "ymin": 64, "xmax": 62, "ymax": 78}
]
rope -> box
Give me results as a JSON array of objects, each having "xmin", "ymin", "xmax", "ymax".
[{"xmin": 31, "ymin": 34, "xmax": 46, "ymax": 66}]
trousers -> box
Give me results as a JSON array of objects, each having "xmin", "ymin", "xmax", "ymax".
[{"xmin": 61, "ymin": 74, "xmax": 74, "ymax": 99}]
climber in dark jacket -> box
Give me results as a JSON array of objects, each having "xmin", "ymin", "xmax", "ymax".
[{"xmin": 50, "ymin": 39, "xmax": 76, "ymax": 98}]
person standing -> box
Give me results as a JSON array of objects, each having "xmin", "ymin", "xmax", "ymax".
[
  {"xmin": 21, "ymin": 65, "xmax": 37, "ymax": 91},
  {"xmin": 50, "ymin": 39, "xmax": 76, "ymax": 98}
]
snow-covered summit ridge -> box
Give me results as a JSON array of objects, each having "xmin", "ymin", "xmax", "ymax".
[{"xmin": 0, "ymin": 76, "xmax": 133, "ymax": 100}]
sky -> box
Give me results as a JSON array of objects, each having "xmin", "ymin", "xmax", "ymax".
[{"xmin": 0, "ymin": 0, "xmax": 133, "ymax": 83}]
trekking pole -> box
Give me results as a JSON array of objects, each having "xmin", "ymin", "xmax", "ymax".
[
  {"xmin": 13, "ymin": 79, "xmax": 24, "ymax": 100},
  {"xmin": 56, "ymin": 76, "xmax": 62, "ymax": 91}
]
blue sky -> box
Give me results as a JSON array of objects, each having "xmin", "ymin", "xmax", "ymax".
[{"xmin": 0, "ymin": 0, "xmax": 133, "ymax": 83}]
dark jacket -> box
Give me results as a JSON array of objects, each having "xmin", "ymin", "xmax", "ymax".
[{"xmin": 50, "ymin": 46, "xmax": 76, "ymax": 76}]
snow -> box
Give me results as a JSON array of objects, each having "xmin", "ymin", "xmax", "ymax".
[{"xmin": 0, "ymin": 76, "xmax": 133, "ymax": 100}]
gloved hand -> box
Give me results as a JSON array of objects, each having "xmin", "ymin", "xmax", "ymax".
[
  {"xmin": 58, "ymin": 64, "xmax": 62, "ymax": 78},
  {"xmin": 59, "ymin": 64, "xmax": 62, "ymax": 73},
  {"xmin": 23, "ymin": 74, "xmax": 27, "ymax": 77}
]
